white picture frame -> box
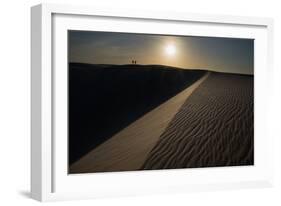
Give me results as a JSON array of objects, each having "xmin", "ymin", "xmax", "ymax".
[{"xmin": 31, "ymin": 3, "xmax": 274, "ymax": 202}]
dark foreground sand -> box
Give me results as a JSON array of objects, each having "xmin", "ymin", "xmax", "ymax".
[
  {"xmin": 142, "ymin": 72, "xmax": 254, "ymax": 170},
  {"xmin": 69, "ymin": 63, "xmax": 206, "ymax": 164},
  {"xmin": 69, "ymin": 72, "xmax": 210, "ymax": 173}
]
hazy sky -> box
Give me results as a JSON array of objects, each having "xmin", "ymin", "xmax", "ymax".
[{"xmin": 69, "ymin": 30, "xmax": 254, "ymax": 74}]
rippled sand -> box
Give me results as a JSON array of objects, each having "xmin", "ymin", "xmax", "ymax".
[{"xmin": 142, "ymin": 72, "xmax": 254, "ymax": 170}]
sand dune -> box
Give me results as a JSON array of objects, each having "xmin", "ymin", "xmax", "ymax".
[
  {"xmin": 142, "ymin": 72, "xmax": 254, "ymax": 170},
  {"xmin": 69, "ymin": 65, "xmax": 253, "ymax": 173},
  {"xmin": 69, "ymin": 72, "xmax": 210, "ymax": 173}
]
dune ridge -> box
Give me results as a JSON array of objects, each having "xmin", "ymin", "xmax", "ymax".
[{"xmin": 142, "ymin": 72, "xmax": 254, "ymax": 170}]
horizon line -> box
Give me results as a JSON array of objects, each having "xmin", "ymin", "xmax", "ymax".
[{"xmin": 69, "ymin": 62, "xmax": 254, "ymax": 75}]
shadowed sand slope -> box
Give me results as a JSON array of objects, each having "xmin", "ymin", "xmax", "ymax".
[
  {"xmin": 69, "ymin": 72, "xmax": 210, "ymax": 173},
  {"xmin": 142, "ymin": 72, "xmax": 254, "ymax": 170},
  {"xmin": 69, "ymin": 63, "xmax": 206, "ymax": 164}
]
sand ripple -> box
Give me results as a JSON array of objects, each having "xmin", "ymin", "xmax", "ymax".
[{"xmin": 142, "ymin": 72, "xmax": 254, "ymax": 169}]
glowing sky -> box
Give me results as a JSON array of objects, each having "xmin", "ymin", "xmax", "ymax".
[{"xmin": 69, "ymin": 30, "xmax": 254, "ymax": 74}]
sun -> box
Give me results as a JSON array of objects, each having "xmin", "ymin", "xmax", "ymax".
[{"xmin": 165, "ymin": 44, "xmax": 176, "ymax": 56}]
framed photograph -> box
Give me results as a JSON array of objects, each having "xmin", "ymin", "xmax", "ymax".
[{"xmin": 31, "ymin": 3, "xmax": 274, "ymax": 201}]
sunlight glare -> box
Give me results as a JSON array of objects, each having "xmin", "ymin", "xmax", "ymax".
[{"xmin": 165, "ymin": 44, "xmax": 176, "ymax": 56}]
